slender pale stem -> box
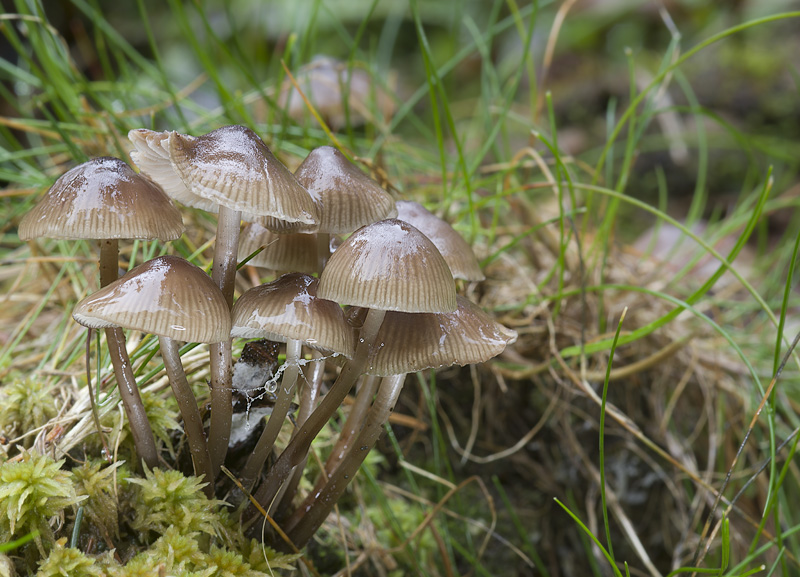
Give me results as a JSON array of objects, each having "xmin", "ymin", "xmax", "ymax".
[
  {"xmin": 285, "ymin": 373, "xmax": 407, "ymax": 547},
  {"xmin": 208, "ymin": 206, "xmax": 241, "ymax": 474},
  {"xmin": 246, "ymin": 308, "xmax": 386, "ymax": 525},
  {"xmin": 239, "ymin": 339, "xmax": 303, "ymax": 489},
  {"xmin": 159, "ymin": 336, "xmax": 215, "ymax": 498},
  {"xmin": 98, "ymin": 239, "xmax": 158, "ymax": 470},
  {"xmin": 274, "ymin": 349, "xmax": 327, "ymax": 517},
  {"xmin": 324, "ymin": 374, "xmax": 381, "ymax": 475},
  {"xmin": 105, "ymin": 328, "xmax": 159, "ymax": 470},
  {"xmin": 288, "ymin": 373, "xmax": 380, "ymax": 522}
]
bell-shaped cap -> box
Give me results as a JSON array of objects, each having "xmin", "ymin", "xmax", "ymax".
[
  {"xmin": 73, "ymin": 255, "xmax": 231, "ymax": 343},
  {"xmin": 395, "ymin": 200, "xmax": 485, "ymax": 281},
  {"xmin": 294, "ymin": 146, "xmax": 396, "ymax": 234},
  {"xmin": 318, "ymin": 218, "xmax": 456, "ymax": 313},
  {"xmin": 129, "ymin": 125, "xmax": 319, "ymax": 227},
  {"xmin": 349, "ymin": 296, "xmax": 517, "ymax": 376},
  {"xmin": 19, "ymin": 157, "xmax": 184, "ymax": 242},
  {"xmin": 231, "ymin": 273, "xmax": 355, "ymax": 357},
  {"xmin": 238, "ymin": 222, "xmax": 319, "ymax": 274}
]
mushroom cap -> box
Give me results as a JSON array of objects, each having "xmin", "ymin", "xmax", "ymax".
[
  {"xmin": 294, "ymin": 146, "xmax": 396, "ymax": 234},
  {"xmin": 238, "ymin": 222, "xmax": 319, "ymax": 274},
  {"xmin": 318, "ymin": 218, "xmax": 457, "ymax": 313},
  {"xmin": 349, "ymin": 296, "xmax": 517, "ymax": 376},
  {"xmin": 395, "ymin": 200, "xmax": 485, "ymax": 281},
  {"xmin": 72, "ymin": 255, "xmax": 231, "ymax": 343},
  {"xmin": 19, "ymin": 157, "xmax": 184, "ymax": 242},
  {"xmin": 129, "ymin": 125, "xmax": 319, "ymax": 226},
  {"xmin": 231, "ymin": 273, "xmax": 355, "ymax": 357}
]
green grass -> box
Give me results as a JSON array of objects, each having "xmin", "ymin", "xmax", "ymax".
[{"xmin": 2, "ymin": 0, "xmax": 800, "ymax": 575}]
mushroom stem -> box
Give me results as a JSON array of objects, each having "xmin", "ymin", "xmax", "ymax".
[
  {"xmin": 159, "ymin": 336, "xmax": 215, "ymax": 498},
  {"xmin": 274, "ymin": 349, "xmax": 327, "ymax": 517},
  {"xmin": 287, "ymin": 373, "xmax": 379, "ymax": 522},
  {"xmin": 324, "ymin": 374, "xmax": 380, "ymax": 475},
  {"xmin": 247, "ymin": 307, "xmax": 386, "ymax": 524},
  {"xmin": 207, "ymin": 205, "xmax": 241, "ymax": 474},
  {"xmin": 239, "ymin": 339, "xmax": 303, "ymax": 489},
  {"xmin": 285, "ymin": 373, "xmax": 407, "ymax": 547},
  {"xmin": 98, "ymin": 239, "xmax": 158, "ymax": 470}
]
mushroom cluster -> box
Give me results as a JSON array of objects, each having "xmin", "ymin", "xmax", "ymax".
[{"xmin": 19, "ymin": 125, "xmax": 516, "ymax": 549}]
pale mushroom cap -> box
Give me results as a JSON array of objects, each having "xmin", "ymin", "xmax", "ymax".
[
  {"xmin": 294, "ymin": 146, "xmax": 396, "ymax": 234},
  {"xmin": 395, "ymin": 200, "xmax": 485, "ymax": 281},
  {"xmin": 231, "ymin": 273, "xmax": 355, "ymax": 357},
  {"xmin": 238, "ymin": 222, "xmax": 319, "ymax": 274},
  {"xmin": 73, "ymin": 255, "xmax": 231, "ymax": 343},
  {"xmin": 351, "ymin": 296, "xmax": 517, "ymax": 376},
  {"xmin": 129, "ymin": 125, "xmax": 320, "ymax": 225},
  {"xmin": 318, "ymin": 219, "xmax": 457, "ymax": 313},
  {"xmin": 19, "ymin": 157, "xmax": 184, "ymax": 242}
]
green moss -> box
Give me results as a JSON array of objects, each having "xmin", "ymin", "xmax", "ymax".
[
  {"xmin": 0, "ymin": 377, "xmax": 60, "ymax": 447},
  {"xmin": 34, "ymin": 542, "xmax": 104, "ymax": 577},
  {"xmin": 127, "ymin": 467, "xmax": 226, "ymax": 539},
  {"xmin": 0, "ymin": 452, "xmax": 82, "ymax": 555},
  {"xmin": 70, "ymin": 460, "xmax": 126, "ymax": 542}
]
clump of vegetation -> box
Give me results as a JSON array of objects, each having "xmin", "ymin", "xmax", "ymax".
[
  {"xmin": 34, "ymin": 541, "xmax": 105, "ymax": 577},
  {"xmin": 127, "ymin": 467, "xmax": 227, "ymax": 539},
  {"xmin": 0, "ymin": 377, "xmax": 60, "ymax": 447},
  {"xmin": 0, "ymin": 452, "xmax": 82, "ymax": 556},
  {"xmin": 70, "ymin": 460, "xmax": 126, "ymax": 545}
]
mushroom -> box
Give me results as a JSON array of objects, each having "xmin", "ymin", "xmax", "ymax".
[
  {"xmin": 395, "ymin": 200, "xmax": 485, "ymax": 281},
  {"xmin": 247, "ymin": 218, "xmax": 456, "ymax": 519},
  {"xmin": 230, "ymin": 273, "xmax": 355, "ymax": 488},
  {"xmin": 294, "ymin": 145, "xmax": 396, "ymax": 270},
  {"xmin": 276, "ymin": 56, "xmax": 397, "ymax": 130},
  {"xmin": 19, "ymin": 157, "xmax": 184, "ymax": 469},
  {"xmin": 129, "ymin": 125, "xmax": 320, "ymax": 473},
  {"xmin": 72, "ymin": 255, "xmax": 231, "ymax": 496},
  {"xmin": 284, "ymin": 296, "xmax": 517, "ymax": 546},
  {"xmin": 238, "ymin": 222, "xmax": 319, "ymax": 276}
]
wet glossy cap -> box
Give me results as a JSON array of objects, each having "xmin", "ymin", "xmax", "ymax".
[
  {"xmin": 318, "ymin": 218, "xmax": 457, "ymax": 313},
  {"xmin": 129, "ymin": 125, "xmax": 319, "ymax": 226},
  {"xmin": 395, "ymin": 200, "xmax": 484, "ymax": 281},
  {"xmin": 294, "ymin": 146, "xmax": 396, "ymax": 234},
  {"xmin": 19, "ymin": 157, "xmax": 184, "ymax": 242},
  {"xmin": 231, "ymin": 273, "xmax": 355, "ymax": 357},
  {"xmin": 350, "ymin": 296, "xmax": 517, "ymax": 376},
  {"xmin": 73, "ymin": 255, "xmax": 231, "ymax": 343},
  {"xmin": 238, "ymin": 222, "xmax": 319, "ymax": 274}
]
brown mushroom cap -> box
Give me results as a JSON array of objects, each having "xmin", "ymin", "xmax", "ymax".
[
  {"xmin": 238, "ymin": 222, "xmax": 318, "ymax": 274},
  {"xmin": 349, "ymin": 296, "xmax": 517, "ymax": 376},
  {"xmin": 294, "ymin": 146, "xmax": 396, "ymax": 234},
  {"xmin": 72, "ymin": 255, "xmax": 231, "ymax": 343},
  {"xmin": 231, "ymin": 273, "xmax": 355, "ymax": 357},
  {"xmin": 129, "ymin": 125, "xmax": 319, "ymax": 226},
  {"xmin": 318, "ymin": 218, "xmax": 457, "ymax": 313},
  {"xmin": 19, "ymin": 157, "xmax": 184, "ymax": 242},
  {"xmin": 395, "ymin": 200, "xmax": 484, "ymax": 281}
]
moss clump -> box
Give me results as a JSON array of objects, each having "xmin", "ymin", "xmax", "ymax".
[
  {"xmin": 0, "ymin": 452, "xmax": 82, "ymax": 555},
  {"xmin": 127, "ymin": 467, "xmax": 226, "ymax": 539},
  {"xmin": 71, "ymin": 460, "xmax": 127, "ymax": 543},
  {"xmin": 34, "ymin": 541, "xmax": 104, "ymax": 577},
  {"xmin": 0, "ymin": 377, "xmax": 60, "ymax": 447}
]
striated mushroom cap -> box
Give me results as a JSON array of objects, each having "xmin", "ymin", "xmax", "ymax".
[
  {"xmin": 294, "ymin": 146, "xmax": 396, "ymax": 234},
  {"xmin": 238, "ymin": 222, "xmax": 319, "ymax": 275},
  {"xmin": 73, "ymin": 255, "xmax": 230, "ymax": 343},
  {"xmin": 129, "ymin": 125, "xmax": 319, "ymax": 227},
  {"xmin": 349, "ymin": 296, "xmax": 517, "ymax": 376},
  {"xmin": 231, "ymin": 273, "xmax": 355, "ymax": 357},
  {"xmin": 318, "ymin": 218, "xmax": 456, "ymax": 313},
  {"xmin": 19, "ymin": 157, "xmax": 184, "ymax": 242},
  {"xmin": 395, "ymin": 200, "xmax": 484, "ymax": 281}
]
